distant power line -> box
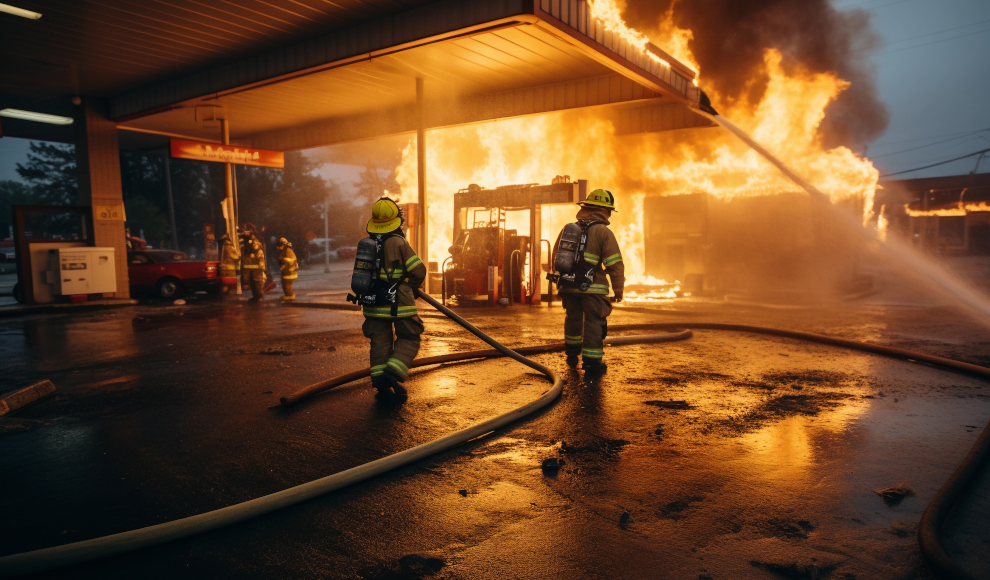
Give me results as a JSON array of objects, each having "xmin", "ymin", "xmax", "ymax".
[
  {"xmin": 874, "ymin": 27, "xmax": 990, "ymax": 57},
  {"xmin": 852, "ymin": 18, "xmax": 990, "ymax": 55},
  {"xmin": 870, "ymin": 128, "xmax": 990, "ymax": 159},
  {"xmin": 871, "ymin": 127, "xmax": 990, "ymax": 148},
  {"xmin": 879, "ymin": 147, "xmax": 990, "ymax": 178},
  {"xmin": 840, "ymin": 0, "xmax": 917, "ymax": 11}
]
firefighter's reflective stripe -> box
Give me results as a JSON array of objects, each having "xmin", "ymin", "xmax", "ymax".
[
  {"xmin": 362, "ymin": 305, "xmax": 419, "ymax": 318},
  {"xmin": 242, "ymin": 264, "xmax": 261, "ymax": 269},
  {"xmin": 582, "ymin": 348, "xmax": 604, "ymax": 360},
  {"xmin": 559, "ymin": 282, "xmax": 610, "ymax": 295},
  {"xmin": 386, "ymin": 357, "xmax": 409, "ymax": 380},
  {"xmin": 281, "ymin": 273, "xmax": 298, "ymax": 280},
  {"xmin": 378, "ymin": 268, "xmax": 406, "ymax": 280},
  {"xmin": 583, "ymin": 252, "xmax": 600, "ymax": 264},
  {"xmin": 565, "ymin": 334, "xmax": 583, "ymax": 345},
  {"xmin": 370, "ymin": 364, "xmax": 387, "ymax": 378},
  {"xmin": 603, "ymin": 253, "xmax": 622, "ymax": 267},
  {"xmin": 405, "ymin": 255, "xmax": 423, "ymax": 271}
]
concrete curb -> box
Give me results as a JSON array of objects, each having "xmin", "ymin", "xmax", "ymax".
[
  {"xmin": 0, "ymin": 380, "xmax": 56, "ymax": 416},
  {"xmin": 0, "ymin": 299, "xmax": 138, "ymax": 319}
]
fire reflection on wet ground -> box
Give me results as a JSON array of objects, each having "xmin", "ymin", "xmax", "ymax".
[{"xmin": 0, "ymin": 297, "xmax": 987, "ymax": 579}]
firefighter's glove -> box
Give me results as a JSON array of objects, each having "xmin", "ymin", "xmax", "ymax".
[{"xmin": 610, "ymin": 292, "xmax": 623, "ymax": 303}]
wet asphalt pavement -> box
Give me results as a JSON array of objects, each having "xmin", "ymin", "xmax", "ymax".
[{"xmin": 1, "ymin": 279, "xmax": 989, "ymax": 579}]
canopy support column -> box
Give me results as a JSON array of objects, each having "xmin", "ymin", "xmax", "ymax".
[
  {"xmin": 221, "ymin": 118, "xmax": 242, "ymax": 295},
  {"xmin": 416, "ymin": 78, "xmax": 429, "ymax": 293}
]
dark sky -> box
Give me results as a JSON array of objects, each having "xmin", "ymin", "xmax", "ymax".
[
  {"xmin": 1, "ymin": 0, "xmax": 988, "ymax": 182},
  {"xmin": 832, "ymin": 0, "xmax": 990, "ymax": 177}
]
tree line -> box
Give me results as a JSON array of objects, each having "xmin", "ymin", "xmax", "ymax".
[{"xmin": 0, "ymin": 141, "xmax": 393, "ymax": 261}]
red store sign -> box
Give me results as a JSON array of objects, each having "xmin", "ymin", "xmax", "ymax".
[{"xmin": 170, "ymin": 139, "xmax": 284, "ymax": 168}]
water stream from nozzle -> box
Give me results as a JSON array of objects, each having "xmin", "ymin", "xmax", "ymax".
[{"xmin": 695, "ymin": 109, "xmax": 990, "ymax": 325}]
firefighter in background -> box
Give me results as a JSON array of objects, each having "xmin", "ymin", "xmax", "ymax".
[
  {"xmin": 240, "ymin": 224, "xmax": 267, "ymax": 300},
  {"xmin": 552, "ymin": 189, "xmax": 624, "ymax": 376},
  {"xmin": 239, "ymin": 223, "xmax": 260, "ymax": 292},
  {"xmin": 219, "ymin": 231, "xmax": 240, "ymax": 293},
  {"xmin": 355, "ymin": 197, "xmax": 427, "ymax": 401},
  {"xmin": 276, "ymin": 237, "xmax": 298, "ymax": 301}
]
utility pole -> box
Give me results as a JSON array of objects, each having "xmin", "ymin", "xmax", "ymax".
[
  {"xmin": 324, "ymin": 197, "xmax": 330, "ymax": 273},
  {"xmin": 221, "ymin": 118, "xmax": 242, "ymax": 295},
  {"xmin": 162, "ymin": 152, "xmax": 179, "ymax": 250},
  {"xmin": 416, "ymin": 77, "xmax": 429, "ymax": 293}
]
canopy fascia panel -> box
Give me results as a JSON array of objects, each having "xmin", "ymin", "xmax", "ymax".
[
  {"xmin": 114, "ymin": 0, "xmax": 703, "ymax": 150},
  {"xmin": 245, "ymin": 73, "xmax": 660, "ymax": 151}
]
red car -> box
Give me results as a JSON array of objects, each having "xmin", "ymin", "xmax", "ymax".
[{"xmin": 128, "ymin": 250, "xmax": 227, "ymax": 299}]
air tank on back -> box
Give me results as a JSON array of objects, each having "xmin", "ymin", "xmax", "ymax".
[
  {"xmin": 553, "ymin": 222, "xmax": 582, "ymax": 274},
  {"xmin": 350, "ymin": 237, "xmax": 379, "ymax": 296}
]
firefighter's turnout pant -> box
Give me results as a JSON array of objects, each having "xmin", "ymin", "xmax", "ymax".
[
  {"xmin": 246, "ymin": 270, "xmax": 265, "ymax": 300},
  {"xmin": 562, "ymin": 294, "xmax": 612, "ymax": 364},
  {"xmin": 362, "ymin": 316, "xmax": 424, "ymax": 382},
  {"xmin": 281, "ymin": 279, "xmax": 295, "ymax": 300}
]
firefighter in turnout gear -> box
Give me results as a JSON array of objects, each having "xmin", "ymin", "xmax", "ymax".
[
  {"xmin": 219, "ymin": 232, "xmax": 240, "ymax": 291},
  {"xmin": 552, "ymin": 188, "xmax": 625, "ymax": 376},
  {"xmin": 276, "ymin": 237, "xmax": 298, "ymax": 301},
  {"xmin": 239, "ymin": 223, "xmax": 261, "ymax": 292},
  {"xmin": 241, "ymin": 226, "xmax": 267, "ymax": 301},
  {"xmin": 358, "ymin": 197, "xmax": 427, "ymax": 402}
]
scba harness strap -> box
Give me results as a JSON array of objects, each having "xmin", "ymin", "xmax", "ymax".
[
  {"xmin": 348, "ymin": 232, "xmax": 410, "ymax": 316},
  {"xmin": 557, "ymin": 220, "xmax": 604, "ymax": 291}
]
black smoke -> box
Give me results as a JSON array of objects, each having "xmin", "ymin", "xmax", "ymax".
[{"xmin": 622, "ymin": 0, "xmax": 889, "ymax": 151}]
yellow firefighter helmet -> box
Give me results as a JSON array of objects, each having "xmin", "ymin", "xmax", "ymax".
[
  {"xmin": 578, "ymin": 188, "xmax": 617, "ymax": 212},
  {"xmin": 367, "ymin": 197, "xmax": 403, "ymax": 234}
]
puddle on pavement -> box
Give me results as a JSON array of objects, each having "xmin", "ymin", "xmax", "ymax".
[{"xmin": 131, "ymin": 308, "xmax": 239, "ymax": 331}]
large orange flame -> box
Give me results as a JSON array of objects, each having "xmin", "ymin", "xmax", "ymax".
[{"xmin": 395, "ymin": 3, "xmax": 881, "ymax": 294}]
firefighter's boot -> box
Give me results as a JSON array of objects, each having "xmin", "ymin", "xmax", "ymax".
[
  {"xmin": 372, "ymin": 376, "xmax": 394, "ymax": 402},
  {"xmin": 566, "ymin": 354, "xmax": 579, "ymax": 368},
  {"xmin": 583, "ymin": 360, "xmax": 608, "ymax": 377},
  {"xmin": 382, "ymin": 369, "xmax": 408, "ymax": 401}
]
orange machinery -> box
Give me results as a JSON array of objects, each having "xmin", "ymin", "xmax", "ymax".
[{"xmin": 443, "ymin": 178, "xmax": 587, "ymax": 306}]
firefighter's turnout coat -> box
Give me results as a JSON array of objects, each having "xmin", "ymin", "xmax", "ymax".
[
  {"xmin": 278, "ymin": 246, "xmax": 299, "ymax": 280},
  {"xmin": 363, "ymin": 233, "xmax": 427, "ymax": 382},
  {"xmin": 220, "ymin": 237, "xmax": 240, "ymax": 277},
  {"xmin": 555, "ymin": 206, "xmax": 625, "ymax": 364}
]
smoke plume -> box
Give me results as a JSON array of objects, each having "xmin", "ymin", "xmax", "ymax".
[{"xmin": 622, "ymin": 0, "xmax": 889, "ymax": 151}]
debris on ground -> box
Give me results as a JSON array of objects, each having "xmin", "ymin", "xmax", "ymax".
[
  {"xmin": 872, "ymin": 483, "xmax": 913, "ymax": 506},
  {"xmin": 258, "ymin": 348, "xmax": 292, "ymax": 356},
  {"xmin": 660, "ymin": 496, "xmax": 704, "ymax": 520},
  {"xmin": 888, "ymin": 521, "xmax": 916, "ymax": 538},
  {"xmin": 458, "ymin": 489, "xmax": 467, "ymax": 497},
  {"xmin": 541, "ymin": 457, "xmax": 565, "ymax": 475},
  {"xmin": 749, "ymin": 560, "xmax": 838, "ymax": 579},
  {"xmin": 0, "ymin": 418, "xmax": 50, "ymax": 435},
  {"xmin": 398, "ymin": 554, "xmax": 445, "ymax": 575},
  {"xmin": 644, "ymin": 400, "xmax": 692, "ymax": 410},
  {"xmin": 560, "ymin": 438, "xmax": 629, "ymax": 455},
  {"xmin": 759, "ymin": 518, "xmax": 814, "ymax": 540},
  {"xmin": 619, "ymin": 510, "xmax": 630, "ymax": 529}
]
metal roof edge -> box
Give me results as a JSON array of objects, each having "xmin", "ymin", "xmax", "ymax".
[{"xmin": 109, "ymin": 0, "xmax": 535, "ymax": 122}]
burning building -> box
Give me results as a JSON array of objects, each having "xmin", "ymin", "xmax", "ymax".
[
  {"xmin": 877, "ymin": 174, "xmax": 990, "ymax": 255},
  {"xmin": 389, "ymin": 0, "xmax": 885, "ymax": 304}
]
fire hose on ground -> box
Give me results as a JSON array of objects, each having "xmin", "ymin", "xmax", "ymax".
[{"xmin": 0, "ymin": 292, "xmax": 987, "ymax": 580}]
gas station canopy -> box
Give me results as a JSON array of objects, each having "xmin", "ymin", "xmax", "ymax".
[{"xmin": 1, "ymin": 0, "xmax": 711, "ymax": 150}]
